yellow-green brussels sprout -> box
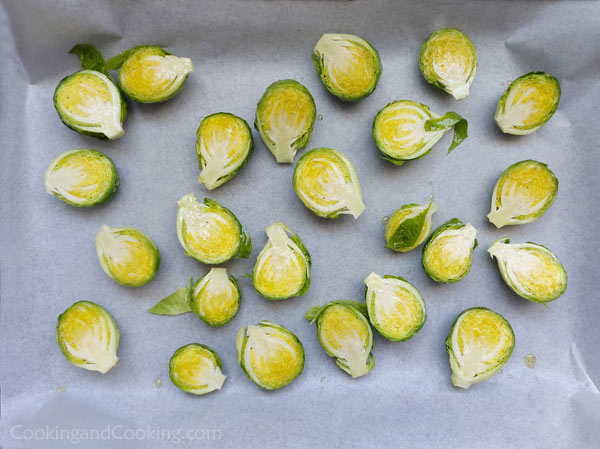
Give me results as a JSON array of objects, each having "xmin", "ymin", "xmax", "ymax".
[
  {"xmin": 196, "ymin": 113, "xmax": 253, "ymax": 190},
  {"xmin": 487, "ymin": 160, "xmax": 558, "ymax": 228},
  {"xmin": 293, "ymin": 148, "xmax": 365, "ymax": 219},
  {"xmin": 176, "ymin": 193, "xmax": 251, "ymax": 264},
  {"xmin": 255, "ymin": 80, "xmax": 316, "ymax": 163},
  {"xmin": 306, "ymin": 301, "xmax": 374, "ymax": 378},
  {"xmin": 422, "ymin": 218, "xmax": 477, "ymax": 283},
  {"xmin": 95, "ymin": 225, "xmax": 160, "ymax": 287},
  {"xmin": 364, "ymin": 272, "xmax": 426, "ymax": 341},
  {"xmin": 44, "ymin": 149, "xmax": 118, "ymax": 207},
  {"xmin": 384, "ymin": 197, "xmax": 437, "ymax": 252},
  {"xmin": 56, "ymin": 301, "xmax": 119, "ymax": 374},
  {"xmin": 313, "ymin": 33, "xmax": 381, "ymax": 101},
  {"xmin": 169, "ymin": 344, "xmax": 225, "ymax": 395},
  {"xmin": 495, "ymin": 72, "xmax": 560, "ymax": 135},
  {"xmin": 106, "ymin": 45, "xmax": 193, "ymax": 103},
  {"xmin": 446, "ymin": 307, "xmax": 514, "ymax": 389},
  {"xmin": 236, "ymin": 321, "xmax": 305, "ymax": 390},
  {"xmin": 488, "ymin": 237, "xmax": 567, "ymax": 303},
  {"xmin": 420, "ymin": 28, "xmax": 477, "ymax": 100}
]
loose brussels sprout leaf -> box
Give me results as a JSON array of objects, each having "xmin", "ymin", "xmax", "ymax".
[
  {"xmin": 236, "ymin": 321, "xmax": 305, "ymax": 390},
  {"xmin": 306, "ymin": 301, "xmax": 374, "ymax": 378},
  {"xmin": 197, "ymin": 113, "xmax": 254, "ymax": 190},
  {"xmin": 293, "ymin": 148, "xmax": 365, "ymax": 219},
  {"xmin": 56, "ymin": 301, "xmax": 119, "ymax": 374},
  {"xmin": 95, "ymin": 225, "xmax": 160, "ymax": 287},
  {"xmin": 364, "ymin": 272, "xmax": 426, "ymax": 342},
  {"xmin": 191, "ymin": 268, "xmax": 241, "ymax": 326},
  {"xmin": 423, "ymin": 112, "xmax": 469, "ymax": 154},
  {"xmin": 44, "ymin": 149, "xmax": 119, "ymax": 207},
  {"xmin": 488, "ymin": 237, "xmax": 567, "ymax": 303},
  {"xmin": 69, "ymin": 44, "xmax": 109, "ymax": 75},
  {"xmin": 422, "ymin": 218, "xmax": 478, "ymax": 283},
  {"xmin": 384, "ymin": 197, "xmax": 437, "ymax": 252},
  {"xmin": 495, "ymin": 72, "xmax": 560, "ymax": 135},
  {"xmin": 255, "ymin": 80, "xmax": 316, "ymax": 163},
  {"xmin": 169, "ymin": 343, "xmax": 225, "ymax": 395},
  {"xmin": 446, "ymin": 307, "xmax": 514, "ymax": 389},
  {"xmin": 313, "ymin": 33, "xmax": 381, "ymax": 101},
  {"xmin": 487, "ymin": 160, "xmax": 558, "ymax": 228},
  {"xmin": 148, "ymin": 277, "xmax": 193, "ymax": 315},
  {"xmin": 420, "ymin": 28, "xmax": 477, "ymax": 100},
  {"xmin": 176, "ymin": 193, "xmax": 251, "ymax": 264}
]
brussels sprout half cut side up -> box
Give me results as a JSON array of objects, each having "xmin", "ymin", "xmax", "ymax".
[
  {"xmin": 253, "ymin": 221, "xmax": 311, "ymax": 300},
  {"xmin": 176, "ymin": 193, "xmax": 251, "ymax": 264},
  {"xmin": 384, "ymin": 197, "xmax": 437, "ymax": 252},
  {"xmin": 56, "ymin": 301, "xmax": 120, "ymax": 374},
  {"xmin": 422, "ymin": 218, "xmax": 478, "ymax": 283},
  {"xmin": 236, "ymin": 321, "xmax": 305, "ymax": 390},
  {"xmin": 106, "ymin": 45, "xmax": 193, "ymax": 103},
  {"xmin": 169, "ymin": 344, "xmax": 226, "ymax": 395},
  {"xmin": 487, "ymin": 160, "xmax": 558, "ymax": 228},
  {"xmin": 306, "ymin": 301, "xmax": 374, "ymax": 378},
  {"xmin": 447, "ymin": 307, "xmax": 514, "ymax": 389},
  {"xmin": 495, "ymin": 72, "xmax": 560, "ymax": 135},
  {"xmin": 44, "ymin": 149, "xmax": 119, "ymax": 207},
  {"xmin": 197, "ymin": 113, "xmax": 254, "ymax": 190},
  {"xmin": 420, "ymin": 28, "xmax": 477, "ymax": 100},
  {"xmin": 255, "ymin": 80, "xmax": 316, "ymax": 163},
  {"xmin": 488, "ymin": 237, "xmax": 567, "ymax": 304},
  {"xmin": 293, "ymin": 148, "xmax": 365, "ymax": 219},
  {"xmin": 313, "ymin": 33, "xmax": 381, "ymax": 101}
]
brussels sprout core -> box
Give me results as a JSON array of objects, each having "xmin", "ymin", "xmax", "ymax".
[
  {"xmin": 169, "ymin": 344, "xmax": 225, "ymax": 395},
  {"xmin": 192, "ymin": 268, "xmax": 241, "ymax": 326},
  {"xmin": 384, "ymin": 197, "xmax": 437, "ymax": 252}
]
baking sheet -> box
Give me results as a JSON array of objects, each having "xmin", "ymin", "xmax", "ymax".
[{"xmin": 1, "ymin": 0, "xmax": 599, "ymax": 447}]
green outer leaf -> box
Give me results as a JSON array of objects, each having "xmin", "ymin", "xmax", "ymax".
[
  {"xmin": 424, "ymin": 112, "xmax": 468, "ymax": 154},
  {"xmin": 69, "ymin": 44, "xmax": 107, "ymax": 74},
  {"xmin": 385, "ymin": 203, "xmax": 430, "ymax": 252},
  {"xmin": 190, "ymin": 271, "xmax": 241, "ymax": 326},
  {"xmin": 169, "ymin": 343, "xmax": 223, "ymax": 395},
  {"xmin": 148, "ymin": 277, "xmax": 193, "ymax": 315}
]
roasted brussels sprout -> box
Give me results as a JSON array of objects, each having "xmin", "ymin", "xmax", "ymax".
[
  {"xmin": 169, "ymin": 344, "xmax": 225, "ymax": 395},
  {"xmin": 236, "ymin": 321, "xmax": 305, "ymax": 390},
  {"xmin": 105, "ymin": 45, "xmax": 193, "ymax": 103},
  {"xmin": 54, "ymin": 45, "xmax": 126, "ymax": 139},
  {"xmin": 176, "ymin": 193, "xmax": 251, "ymax": 264},
  {"xmin": 384, "ymin": 197, "xmax": 437, "ymax": 252},
  {"xmin": 95, "ymin": 225, "xmax": 160, "ymax": 287},
  {"xmin": 495, "ymin": 72, "xmax": 560, "ymax": 135},
  {"xmin": 197, "ymin": 113, "xmax": 253, "ymax": 190},
  {"xmin": 446, "ymin": 307, "xmax": 514, "ymax": 389},
  {"xmin": 56, "ymin": 301, "xmax": 119, "ymax": 373},
  {"xmin": 422, "ymin": 218, "xmax": 477, "ymax": 283},
  {"xmin": 364, "ymin": 272, "xmax": 426, "ymax": 341},
  {"xmin": 313, "ymin": 33, "xmax": 381, "ymax": 101},
  {"xmin": 44, "ymin": 149, "xmax": 119, "ymax": 207},
  {"xmin": 293, "ymin": 148, "xmax": 365, "ymax": 219},
  {"xmin": 420, "ymin": 28, "xmax": 477, "ymax": 100},
  {"xmin": 306, "ymin": 301, "xmax": 374, "ymax": 378},
  {"xmin": 255, "ymin": 80, "xmax": 316, "ymax": 163},
  {"xmin": 488, "ymin": 237, "xmax": 567, "ymax": 303},
  {"xmin": 487, "ymin": 160, "xmax": 558, "ymax": 228}
]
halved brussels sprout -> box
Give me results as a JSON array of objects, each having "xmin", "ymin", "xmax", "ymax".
[
  {"xmin": 255, "ymin": 80, "xmax": 316, "ymax": 163},
  {"xmin": 54, "ymin": 45, "xmax": 126, "ymax": 139},
  {"xmin": 44, "ymin": 149, "xmax": 119, "ymax": 207},
  {"xmin": 236, "ymin": 321, "xmax": 305, "ymax": 390},
  {"xmin": 197, "ymin": 113, "xmax": 253, "ymax": 190},
  {"xmin": 313, "ymin": 33, "xmax": 381, "ymax": 101},
  {"xmin": 420, "ymin": 28, "xmax": 477, "ymax": 100},
  {"xmin": 364, "ymin": 272, "xmax": 426, "ymax": 341},
  {"xmin": 293, "ymin": 148, "xmax": 365, "ymax": 219},
  {"xmin": 487, "ymin": 160, "xmax": 558, "ymax": 228},
  {"xmin": 446, "ymin": 307, "xmax": 514, "ymax": 389},
  {"xmin": 56, "ymin": 301, "xmax": 119, "ymax": 374},
  {"xmin": 422, "ymin": 218, "xmax": 477, "ymax": 283},
  {"xmin": 169, "ymin": 343, "xmax": 225, "ymax": 395},
  {"xmin": 176, "ymin": 193, "xmax": 251, "ymax": 264},
  {"xmin": 95, "ymin": 225, "xmax": 160, "ymax": 287},
  {"xmin": 306, "ymin": 301, "xmax": 374, "ymax": 378},
  {"xmin": 488, "ymin": 237, "xmax": 567, "ymax": 303},
  {"xmin": 373, "ymin": 100, "xmax": 468, "ymax": 164},
  {"xmin": 495, "ymin": 72, "xmax": 560, "ymax": 135},
  {"xmin": 253, "ymin": 221, "xmax": 310, "ymax": 300},
  {"xmin": 384, "ymin": 197, "xmax": 437, "ymax": 252},
  {"xmin": 106, "ymin": 45, "xmax": 193, "ymax": 103}
]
